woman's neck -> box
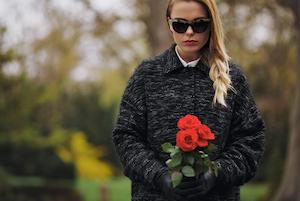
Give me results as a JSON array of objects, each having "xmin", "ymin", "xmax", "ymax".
[{"xmin": 176, "ymin": 45, "xmax": 200, "ymax": 62}]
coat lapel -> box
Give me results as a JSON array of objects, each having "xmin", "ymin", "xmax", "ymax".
[{"xmin": 163, "ymin": 43, "xmax": 210, "ymax": 76}]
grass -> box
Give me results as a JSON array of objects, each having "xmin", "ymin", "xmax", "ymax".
[
  {"xmin": 76, "ymin": 177, "xmax": 131, "ymax": 201},
  {"xmin": 241, "ymin": 183, "xmax": 268, "ymax": 201},
  {"xmin": 76, "ymin": 179, "xmax": 101, "ymax": 201},
  {"xmin": 76, "ymin": 177, "xmax": 268, "ymax": 201},
  {"xmin": 106, "ymin": 177, "xmax": 131, "ymax": 201}
]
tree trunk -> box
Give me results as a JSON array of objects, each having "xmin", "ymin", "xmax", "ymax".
[
  {"xmin": 145, "ymin": 0, "xmax": 173, "ymax": 56},
  {"xmin": 273, "ymin": 0, "xmax": 300, "ymax": 200}
]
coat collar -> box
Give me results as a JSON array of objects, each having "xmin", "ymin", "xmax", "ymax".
[{"xmin": 163, "ymin": 43, "xmax": 210, "ymax": 75}]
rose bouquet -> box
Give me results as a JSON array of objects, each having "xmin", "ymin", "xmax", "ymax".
[{"xmin": 161, "ymin": 114, "xmax": 218, "ymax": 187}]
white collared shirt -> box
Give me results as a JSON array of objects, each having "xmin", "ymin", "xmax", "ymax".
[{"xmin": 175, "ymin": 45, "xmax": 201, "ymax": 67}]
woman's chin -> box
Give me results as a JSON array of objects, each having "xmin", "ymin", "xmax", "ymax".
[{"xmin": 180, "ymin": 45, "xmax": 202, "ymax": 55}]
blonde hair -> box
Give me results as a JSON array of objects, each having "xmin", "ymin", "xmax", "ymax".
[{"xmin": 166, "ymin": 0, "xmax": 235, "ymax": 108}]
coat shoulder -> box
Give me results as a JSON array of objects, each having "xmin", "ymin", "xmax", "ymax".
[
  {"xmin": 228, "ymin": 61, "xmax": 250, "ymax": 90},
  {"xmin": 228, "ymin": 61, "xmax": 247, "ymax": 81},
  {"xmin": 134, "ymin": 48, "xmax": 169, "ymax": 75}
]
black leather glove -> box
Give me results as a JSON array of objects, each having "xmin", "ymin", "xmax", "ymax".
[
  {"xmin": 176, "ymin": 169, "xmax": 216, "ymax": 200},
  {"xmin": 157, "ymin": 173, "xmax": 184, "ymax": 201}
]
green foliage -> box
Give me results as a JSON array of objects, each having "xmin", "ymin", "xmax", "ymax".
[
  {"xmin": 98, "ymin": 68, "xmax": 132, "ymax": 109},
  {"xmin": 0, "ymin": 143, "xmax": 75, "ymax": 179},
  {"xmin": 161, "ymin": 142, "xmax": 175, "ymax": 153},
  {"xmin": 0, "ymin": 176, "xmax": 80, "ymax": 201},
  {"xmin": 162, "ymin": 143, "xmax": 217, "ymax": 187},
  {"xmin": 171, "ymin": 171, "xmax": 183, "ymax": 188},
  {"xmin": 185, "ymin": 153, "xmax": 195, "ymax": 165},
  {"xmin": 166, "ymin": 151, "xmax": 182, "ymax": 169},
  {"xmin": 182, "ymin": 165, "xmax": 196, "ymax": 177},
  {"xmin": 0, "ymin": 17, "xmax": 118, "ymax": 183}
]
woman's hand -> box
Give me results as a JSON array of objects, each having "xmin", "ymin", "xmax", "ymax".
[
  {"xmin": 158, "ymin": 173, "xmax": 184, "ymax": 201},
  {"xmin": 176, "ymin": 169, "xmax": 216, "ymax": 200}
]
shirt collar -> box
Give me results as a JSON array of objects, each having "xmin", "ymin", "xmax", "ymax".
[
  {"xmin": 175, "ymin": 45, "xmax": 201, "ymax": 67},
  {"xmin": 163, "ymin": 43, "xmax": 210, "ymax": 75}
]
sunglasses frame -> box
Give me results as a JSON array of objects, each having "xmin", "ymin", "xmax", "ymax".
[{"xmin": 168, "ymin": 18, "xmax": 211, "ymax": 34}]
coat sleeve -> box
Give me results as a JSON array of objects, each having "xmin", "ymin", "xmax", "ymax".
[
  {"xmin": 214, "ymin": 69, "xmax": 266, "ymax": 186},
  {"xmin": 112, "ymin": 61, "xmax": 167, "ymax": 186}
]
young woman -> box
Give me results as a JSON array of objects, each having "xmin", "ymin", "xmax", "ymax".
[{"xmin": 112, "ymin": 0, "xmax": 266, "ymax": 200}]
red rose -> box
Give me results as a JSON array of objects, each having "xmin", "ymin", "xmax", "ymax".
[
  {"xmin": 176, "ymin": 129, "xmax": 198, "ymax": 152},
  {"xmin": 177, "ymin": 114, "xmax": 202, "ymax": 130},
  {"xmin": 196, "ymin": 137, "xmax": 209, "ymax": 147},
  {"xmin": 197, "ymin": 124, "xmax": 215, "ymax": 140}
]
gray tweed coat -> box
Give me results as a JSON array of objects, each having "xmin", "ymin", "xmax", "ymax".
[{"xmin": 112, "ymin": 43, "xmax": 266, "ymax": 201}]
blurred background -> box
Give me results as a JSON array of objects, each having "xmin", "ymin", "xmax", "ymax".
[{"xmin": 0, "ymin": 0, "xmax": 299, "ymax": 201}]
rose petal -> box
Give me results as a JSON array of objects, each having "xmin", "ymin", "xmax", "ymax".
[
  {"xmin": 177, "ymin": 114, "xmax": 202, "ymax": 130},
  {"xmin": 198, "ymin": 124, "xmax": 215, "ymax": 141},
  {"xmin": 197, "ymin": 138, "xmax": 208, "ymax": 147},
  {"xmin": 176, "ymin": 129, "xmax": 198, "ymax": 152}
]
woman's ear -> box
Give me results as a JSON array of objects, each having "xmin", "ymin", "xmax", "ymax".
[{"xmin": 166, "ymin": 17, "xmax": 173, "ymax": 32}]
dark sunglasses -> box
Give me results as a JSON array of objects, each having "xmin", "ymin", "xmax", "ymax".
[{"xmin": 168, "ymin": 18, "xmax": 211, "ymax": 33}]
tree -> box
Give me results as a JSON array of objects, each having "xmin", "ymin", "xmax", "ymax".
[
  {"xmin": 144, "ymin": 0, "xmax": 173, "ymax": 55},
  {"xmin": 272, "ymin": 1, "xmax": 300, "ymax": 200}
]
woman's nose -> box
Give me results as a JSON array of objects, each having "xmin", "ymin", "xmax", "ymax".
[{"xmin": 186, "ymin": 25, "xmax": 194, "ymax": 34}]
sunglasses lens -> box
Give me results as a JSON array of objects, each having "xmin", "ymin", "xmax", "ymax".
[
  {"xmin": 193, "ymin": 21, "xmax": 210, "ymax": 33},
  {"xmin": 172, "ymin": 21, "xmax": 189, "ymax": 33}
]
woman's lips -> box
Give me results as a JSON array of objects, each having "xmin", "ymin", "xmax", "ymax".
[{"xmin": 183, "ymin": 40, "xmax": 197, "ymax": 45}]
